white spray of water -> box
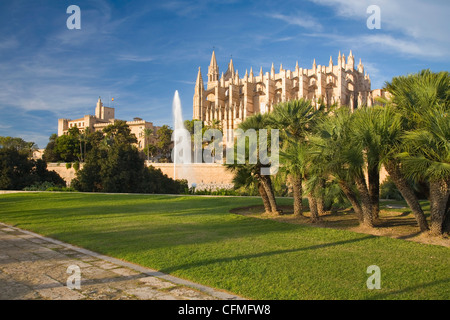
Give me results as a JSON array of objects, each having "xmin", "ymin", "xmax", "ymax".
[{"xmin": 172, "ymin": 90, "xmax": 195, "ymax": 186}]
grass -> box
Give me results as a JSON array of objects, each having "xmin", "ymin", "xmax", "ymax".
[{"xmin": 0, "ymin": 192, "xmax": 449, "ymax": 300}]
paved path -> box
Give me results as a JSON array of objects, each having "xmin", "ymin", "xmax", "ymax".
[{"xmin": 0, "ymin": 223, "xmax": 243, "ymax": 300}]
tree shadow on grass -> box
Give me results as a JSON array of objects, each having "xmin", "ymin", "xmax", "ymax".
[
  {"xmin": 159, "ymin": 235, "xmax": 375, "ymax": 274},
  {"xmin": 367, "ymin": 278, "xmax": 450, "ymax": 300}
]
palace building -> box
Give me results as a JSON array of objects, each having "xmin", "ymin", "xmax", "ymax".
[
  {"xmin": 193, "ymin": 51, "xmax": 387, "ymax": 140},
  {"xmin": 57, "ymin": 98, "xmax": 160, "ymax": 151}
]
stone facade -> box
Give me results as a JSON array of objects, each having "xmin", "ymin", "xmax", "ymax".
[
  {"xmin": 193, "ymin": 51, "xmax": 388, "ymax": 140},
  {"xmin": 57, "ymin": 98, "xmax": 160, "ymax": 151}
]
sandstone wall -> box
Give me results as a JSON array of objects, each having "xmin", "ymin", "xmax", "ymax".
[
  {"xmin": 47, "ymin": 163, "xmax": 82, "ymax": 187},
  {"xmin": 47, "ymin": 162, "xmax": 235, "ymax": 190},
  {"xmin": 147, "ymin": 163, "xmax": 235, "ymax": 190},
  {"xmin": 46, "ymin": 162, "xmax": 388, "ymax": 191}
]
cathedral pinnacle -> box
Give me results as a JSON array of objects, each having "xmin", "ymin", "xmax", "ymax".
[
  {"xmin": 196, "ymin": 67, "xmax": 203, "ymax": 87},
  {"xmin": 210, "ymin": 50, "xmax": 218, "ymax": 68}
]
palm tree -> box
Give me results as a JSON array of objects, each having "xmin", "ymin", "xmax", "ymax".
[
  {"xmin": 400, "ymin": 106, "xmax": 450, "ymax": 235},
  {"xmin": 279, "ymin": 139, "xmax": 308, "ymax": 217},
  {"xmin": 311, "ymin": 107, "xmax": 374, "ymax": 228},
  {"xmin": 269, "ymin": 99, "xmax": 318, "ymax": 216},
  {"xmin": 373, "ymin": 106, "xmax": 429, "ymax": 231},
  {"xmin": 229, "ymin": 162, "xmax": 272, "ymax": 213},
  {"xmin": 350, "ymin": 107, "xmax": 382, "ymax": 220},
  {"xmin": 227, "ymin": 113, "xmax": 281, "ymax": 215},
  {"xmin": 384, "ymin": 69, "xmax": 450, "ymax": 234},
  {"xmin": 142, "ymin": 128, "xmax": 154, "ymax": 160},
  {"xmin": 384, "ymin": 69, "xmax": 450, "ymax": 126}
]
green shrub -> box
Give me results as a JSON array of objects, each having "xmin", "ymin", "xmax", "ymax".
[{"xmin": 23, "ymin": 181, "xmax": 58, "ymax": 191}]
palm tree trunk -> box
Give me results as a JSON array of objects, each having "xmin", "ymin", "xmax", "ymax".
[
  {"xmin": 339, "ymin": 181, "xmax": 364, "ymax": 223},
  {"xmin": 307, "ymin": 194, "xmax": 319, "ymax": 223},
  {"xmin": 316, "ymin": 179, "xmax": 326, "ymax": 216},
  {"xmin": 368, "ymin": 164, "xmax": 380, "ymax": 220},
  {"xmin": 290, "ymin": 174, "xmax": 303, "ymax": 216},
  {"xmin": 355, "ymin": 175, "xmax": 374, "ymax": 228},
  {"xmin": 429, "ymin": 179, "xmax": 450, "ymax": 236},
  {"xmin": 385, "ymin": 161, "xmax": 429, "ymax": 232},
  {"xmin": 259, "ymin": 175, "xmax": 281, "ymax": 215},
  {"xmin": 258, "ymin": 182, "xmax": 272, "ymax": 214}
]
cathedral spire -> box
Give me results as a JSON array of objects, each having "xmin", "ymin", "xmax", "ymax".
[
  {"xmin": 210, "ymin": 50, "xmax": 218, "ymax": 68},
  {"xmin": 347, "ymin": 50, "xmax": 355, "ymax": 70},
  {"xmin": 208, "ymin": 51, "xmax": 219, "ymax": 82},
  {"xmin": 195, "ymin": 66, "xmax": 204, "ymax": 88},
  {"xmin": 270, "ymin": 63, "xmax": 275, "ymax": 79},
  {"xmin": 358, "ymin": 58, "xmax": 364, "ymax": 73},
  {"xmin": 229, "ymin": 58, "xmax": 235, "ymax": 76},
  {"xmin": 329, "ymin": 56, "xmax": 333, "ymax": 67}
]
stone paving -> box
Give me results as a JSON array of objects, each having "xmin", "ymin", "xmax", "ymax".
[{"xmin": 0, "ymin": 223, "xmax": 243, "ymax": 300}]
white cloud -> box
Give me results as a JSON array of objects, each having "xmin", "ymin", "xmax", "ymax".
[
  {"xmin": 267, "ymin": 12, "xmax": 323, "ymax": 31},
  {"xmin": 308, "ymin": 0, "xmax": 450, "ymax": 57},
  {"xmin": 117, "ymin": 54, "xmax": 154, "ymax": 62}
]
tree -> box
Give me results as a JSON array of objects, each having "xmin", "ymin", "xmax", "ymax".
[
  {"xmin": 43, "ymin": 134, "xmax": 60, "ymax": 162},
  {"xmin": 385, "ymin": 69, "xmax": 450, "ymax": 235},
  {"xmin": 350, "ymin": 107, "xmax": 383, "ymax": 221},
  {"xmin": 72, "ymin": 141, "xmax": 187, "ymax": 194},
  {"xmin": 0, "ymin": 136, "xmax": 37, "ymax": 157},
  {"xmin": 0, "ymin": 147, "xmax": 65, "ymax": 190},
  {"xmin": 53, "ymin": 134, "xmax": 79, "ymax": 162},
  {"xmin": 142, "ymin": 128, "xmax": 154, "ymax": 160},
  {"xmin": 103, "ymin": 120, "xmax": 138, "ymax": 146},
  {"xmin": 156, "ymin": 125, "xmax": 173, "ymax": 162},
  {"xmin": 400, "ymin": 107, "xmax": 450, "ymax": 235},
  {"xmin": 374, "ymin": 106, "xmax": 429, "ymax": 231},
  {"xmin": 269, "ymin": 99, "xmax": 318, "ymax": 217},
  {"xmin": 144, "ymin": 144, "xmax": 157, "ymax": 161},
  {"xmin": 226, "ymin": 113, "xmax": 281, "ymax": 215},
  {"xmin": 311, "ymin": 107, "xmax": 374, "ymax": 228},
  {"xmin": 279, "ymin": 139, "xmax": 308, "ymax": 218}
]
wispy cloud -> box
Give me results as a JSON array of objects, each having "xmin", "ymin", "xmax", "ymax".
[
  {"xmin": 308, "ymin": 0, "xmax": 450, "ymax": 58},
  {"xmin": 117, "ymin": 54, "xmax": 154, "ymax": 62},
  {"xmin": 267, "ymin": 12, "xmax": 323, "ymax": 31}
]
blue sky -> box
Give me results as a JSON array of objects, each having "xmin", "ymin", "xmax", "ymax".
[{"xmin": 0, "ymin": 0, "xmax": 449, "ymax": 148}]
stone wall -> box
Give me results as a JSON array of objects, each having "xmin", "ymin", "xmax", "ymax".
[
  {"xmin": 47, "ymin": 163, "xmax": 82, "ymax": 187},
  {"xmin": 47, "ymin": 162, "xmax": 388, "ymax": 191},
  {"xmin": 47, "ymin": 162, "xmax": 235, "ymax": 190},
  {"xmin": 147, "ymin": 162, "xmax": 235, "ymax": 191}
]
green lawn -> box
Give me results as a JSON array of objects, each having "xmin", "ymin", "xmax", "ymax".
[{"xmin": 0, "ymin": 192, "xmax": 448, "ymax": 300}]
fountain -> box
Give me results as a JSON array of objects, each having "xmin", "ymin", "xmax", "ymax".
[{"xmin": 172, "ymin": 91, "xmax": 195, "ymax": 187}]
